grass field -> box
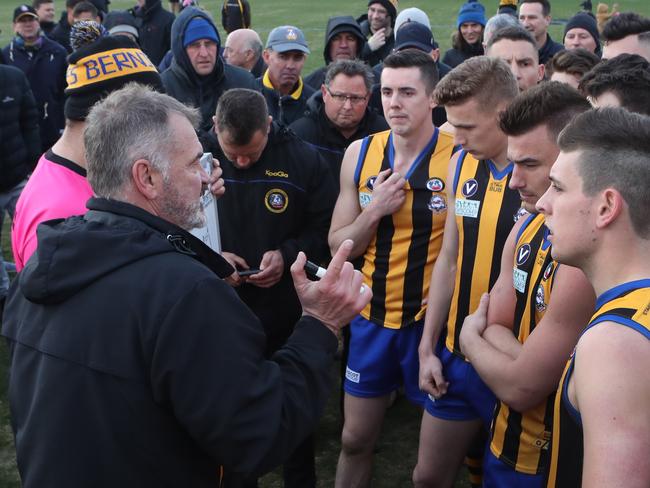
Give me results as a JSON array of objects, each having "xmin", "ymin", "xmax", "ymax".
[{"xmin": 1, "ymin": 0, "xmax": 650, "ymax": 486}]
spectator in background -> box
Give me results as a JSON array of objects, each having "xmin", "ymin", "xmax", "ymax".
[
  {"xmin": 518, "ymin": 0, "xmax": 564, "ymax": 64},
  {"xmin": 256, "ymin": 25, "xmax": 314, "ymax": 126},
  {"xmin": 483, "ymin": 12, "xmax": 519, "ymax": 48},
  {"xmin": 486, "ymin": 26, "xmax": 545, "ymax": 91},
  {"xmin": 224, "ymin": 28, "xmax": 266, "ymax": 78},
  {"xmin": 0, "ymin": 64, "xmax": 40, "ymax": 307},
  {"xmin": 161, "ymin": 8, "xmax": 255, "ymax": 140},
  {"xmin": 11, "ymin": 35, "xmax": 164, "ymax": 272},
  {"xmin": 563, "ymin": 11, "xmax": 601, "ymax": 56},
  {"xmin": 579, "ymin": 53, "xmax": 650, "ymax": 114},
  {"xmin": 304, "ymin": 16, "xmax": 365, "ymax": 90},
  {"xmin": 103, "ymin": 10, "xmax": 140, "ymax": 43},
  {"xmin": 291, "ymin": 60, "xmax": 388, "ymax": 181},
  {"xmin": 498, "ymin": 0, "xmax": 518, "ymax": 17},
  {"xmin": 546, "ymin": 48, "xmax": 599, "ymax": 89},
  {"xmin": 71, "ymin": 1, "xmax": 100, "ymax": 23},
  {"xmin": 221, "ymin": 0, "xmax": 250, "ymax": 34},
  {"xmin": 50, "ymin": 0, "xmax": 85, "ymax": 52},
  {"xmin": 3, "ymin": 4, "xmax": 67, "ymax": 152},
  {"xmin": 601, "ymin": 12, "xmax": 650, "ymax": 60},
  {"xmin": 394, "ymin": 7, "xmax": 430, "ymax": 33},
  {"xmin": 33, "ymin": 0, "xmax": 57, "ymax": 36},
  {"xmin": 359, "ymin": 0, "xmax": 398, "ymax": 67},
  {"xmin": 443, "ymin": 0, "xmax": 486, "ymax": 68},
  {"xmin": 130, "ymin": 0, "xmax": 175, "ymax": 66}
]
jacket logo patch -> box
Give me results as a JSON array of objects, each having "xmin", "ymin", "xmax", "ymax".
[
  {"xmin": 265, "ymin": 189, "xmax": 288, "ymax": 213},
  {"xmin": 516, "ymin": 243, "xmax": 531, "ymax": 266},
  {"xmin": 461, "ymin": 178, "xmax": 478, "ymax": 198},
  {"xmin": 428, "ymin": 195, "xmax": 447, "ymax": 213},
  {"xmin": 265, "ymin": 169, "xmax": 288, "ymax": 178},
  {"xmin": 426, "ymin": 177, "xmax": 444, "ymax": 192},
  {"xmin": 2, "ymin": 96, "xmax": 15, "ymax": 103}
]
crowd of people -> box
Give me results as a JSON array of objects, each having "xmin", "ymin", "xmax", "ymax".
[{"xmin": 0, "ymin": 0, "xmax": 649, "ymax": 487}]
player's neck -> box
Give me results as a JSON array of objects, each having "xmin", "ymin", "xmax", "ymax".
[
  {"xmin": 391, "ymin": 123, "xmax": 435, "ymax": 173},
  {"xmin": 585, "ymin": 235, "xmax": 650, "ymax": 298},
  {"xmin": 488, "ymin": 142, "xmax": 510, "ymax": 170},
  {"xmin": 51, "ymin": 123, "xmax": 87, "ymax": 169}
]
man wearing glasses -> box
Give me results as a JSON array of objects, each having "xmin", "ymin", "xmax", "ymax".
[{"xmin": 290, "ymin": 59, "xmax": 388, "ymax": 185}]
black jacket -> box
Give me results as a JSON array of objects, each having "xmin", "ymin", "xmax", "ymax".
[
  {"xmin": 49, "ymin": 12, "xmax": 72, "ymax": 52},
  {"xmin": 2, "ymin": 197, "xmax": 338, "ymax": 486},
  {"xmin": 538, "ymin": 33, "xmax": 565, "ymax": 64},
  {"xmin": 442, "ymin": 42, "xmax": 484, "ymax": 69},
  {"xmin": 359, "ymin": 19, "xmax": 394, "ymax": 67},
  {"xmin": 39, "ymin": 21, "xmax": 57, "ymax": 37},
  {"xmin": 131, "ymin": 0, "xmax": 175, "ymax": 66},
  {"xmin": 2, "ymin": 35, "xmax": 67, "ymax": 152},
  {"xmin": 0, "ymin": 65, "xmax": 41, "ymax": 191},
  {"xmin": 221, "ymin": 0, "xmax": 251, "ymax": 34},
  {"xmin": 255, "ymin": 76, "xmax": 314, "ymax": 127},
  {"xmin": 161, "ymin": 8, "xmax": 256, "ymax": 137},
  {"xmin": 289, "ymin": 91, "xmax": 388, "ymax": 182},
  {"xmin": 204, "ymin": 123, "xmax": 336, "ymax": 350},
  {"xmin": 303, "ymin": 16, "xmax": 365, "ymax": 90}
]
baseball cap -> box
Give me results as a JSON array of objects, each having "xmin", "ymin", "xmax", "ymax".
[
  {"xmin": 13, "ymin": 4, "xmax": 38, "ymax": 22},
  {"xmin": 266, "ymin": 25, "xmax": 310, "ymax": 54},
  {"xmin": 395, "ymin": 22, "xmax": 437, "ymax": 52}
]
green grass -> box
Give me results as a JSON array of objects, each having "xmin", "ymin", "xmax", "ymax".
[{"xmin": 2, "ymin": 0, "xmax": 650, "ymax": 486}]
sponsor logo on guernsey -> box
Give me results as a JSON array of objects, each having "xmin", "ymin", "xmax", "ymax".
[
  {"xmin": 359, "ymin": 192, "xmax": 372, "ymax": 208},
  {"xmin": 428, "ymin": 195, "xmax": 447, "ymax": 213},
  {"xmin": 513, "ymin": 267, "xmax": 528, "ymax": 293},
  {"xmin": 264, "ymin": 189, "xmax": 289, "ymax": 213},
  {"xmin": 461, "ymin": 178, "xmax": 478, "ymax": 198},
  {"xmin": 516, "ymin": 243, "xmax": 531, "ymax": 266},
  {"xmin": 535, "ymin": 285, "xmax": 547, "ymax": 312},
  {"xmin": 265, "ymin": 169, "xmax": 288, "ymax": 178},
  {"xmin": 426, "ymin": 177, "xmax": 445, "ymax": 192},
  {"xmin": 514, "ymin": 207, "xmax": 529, "ymax": 222},
  {"xmin": 455, "ymin": 198, "xmax": 480, "ymax": 218},
  {"xmin": 345, "ymin": 366, "xmax": 360, "ymax": 383}
]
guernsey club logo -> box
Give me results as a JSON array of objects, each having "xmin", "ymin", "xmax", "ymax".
[
  {"xmin": 365, "ymin": 176, "xmax": 377, "ymax": 191},
  {"xmin": 461, "ymin": 178, "xmax": 478, "ymax": 198},
  {"xmin": 516, "ymin": 243, "xmax": 531, "ymax": 266},
  {"xmin": 428, "ymin": 195, "xmax": 447, "ymax": 213},
  {"xmin": 543, "ymin": 262, "xmax": 555, "ymax": 281},
  {"xmin": 265, "ymin": 189, "xmax": 288, "ymax": 213},
  {"xmin": 426, "ymin": 177, "xmax": 445, "ymax": 192}
]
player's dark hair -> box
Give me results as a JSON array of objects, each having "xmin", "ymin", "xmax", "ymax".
[
  {"xmin": 579, "ymin": 54, "xmax": 650, "ymax": 116},
  {"xmin": 382, "ymin": 48, "xmax": 439, "ymax": 94},
  {"xmin": 519, "ymin": 0, "xmax": 551, "ymax": 17},
  {"xmin": 558, "ymin": 108, "xmax": 650, "ymax": 238},
  {"xmin": 601, "ymin": 12, "xmax": 650, "ymax": 42},
  {"xmin": 499, "ymin": 81, "xmax": 590, "ymax": 140},
  {"xmin": 545, "ymin": 48, "xmax": 599, "ymax": 79}
]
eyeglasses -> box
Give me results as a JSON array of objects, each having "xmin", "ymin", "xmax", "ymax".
[{"xmin": 326, "ymin": 87, "xmax": 368, "ymax": 105}]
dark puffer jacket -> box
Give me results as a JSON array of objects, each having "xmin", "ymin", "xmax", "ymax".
[
  {"xmin": 2, "ymin": 35, "xmax": 67, "ymax": 152},
  {"xmin": 303, "ymin": 16, "xmax": 366, "ymax": 90},
  {"xmin": 161, "ymin": 7, "xmax": 256, "ymax": 138},
  {"xmin": 358, "ymin": 18, "xmax": 394, "ymax": 67},
  {"xmin": 131, "ymin": 0, "xmax": 175, "ymax": 66},
  {"xmin": 0, "ymin": 65, "xmax": 40, "ymax": 191}
]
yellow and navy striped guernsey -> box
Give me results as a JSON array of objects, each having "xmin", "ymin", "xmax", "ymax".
[
  {"xmin": 355, "ymin": 129, "xmax": 454, "ymax": 329},
  {"xmin": 490, "ymin": 212, "xmax": 559, "ymax": 475},
  {"xmin": 445, "ymin": 150, "xmax": 521, "ymax": 356},
  {"xmin": 546, "ymin": 281, "xmax": 650, "ymax": 487}
]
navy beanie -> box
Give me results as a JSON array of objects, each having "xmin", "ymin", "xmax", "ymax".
[
  {"xmin": 183, "ymin": 17, "xmax": 219, "ymax": 47},
  {"xmin": 564, "ymin": 12, "xmax": 600, "ymax": 47},
  {"xmin": 457, "ymin": 0, "xmax": 487, "ymax": 28}
]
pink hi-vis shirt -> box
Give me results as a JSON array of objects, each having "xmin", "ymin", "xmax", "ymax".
[{"xmin": 12, "ymin": 150, "xmax": 93, "ymax": 271}]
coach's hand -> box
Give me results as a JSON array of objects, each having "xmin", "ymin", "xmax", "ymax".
[{"xmin": 291, "ymin": 239, "xmax": 372, "ymax": 336}]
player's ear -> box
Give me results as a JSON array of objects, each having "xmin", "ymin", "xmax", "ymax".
[{"xmin": 595, "ymin": 188, "xmax": 623, "ymax": 229}]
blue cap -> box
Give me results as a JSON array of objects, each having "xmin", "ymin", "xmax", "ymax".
[
  {"xmin": 395, "ymin": 22, "xmax": 437, "ymax": 52},
  {"xmin": 457, "ymin": 0, "xmax": 486, "ymax": 28},
  {"xmin": 183, "ymin": 17, "xmax": 219, "ymax": 48},
  {"xmin": 266, "ymin": 25, "xmax": 310, "ymax": 54}
]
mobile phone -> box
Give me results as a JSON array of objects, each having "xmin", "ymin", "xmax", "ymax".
[{"xmin": 238, "ymin": 269, "xmax": 261, "ymax": 277}]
